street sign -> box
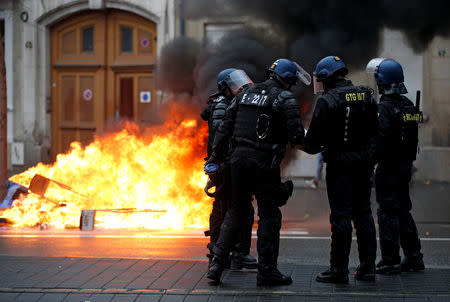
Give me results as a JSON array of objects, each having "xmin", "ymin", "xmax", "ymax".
[
  {"xmin": 83, "ymin": 89, "xmax": 93, "ymax": 101},
  {"xmin": 140, "ymin": 91, "xmax": 151, "ymax": 103}
]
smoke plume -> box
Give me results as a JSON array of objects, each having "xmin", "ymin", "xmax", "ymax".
[
  {"xmin": 161, "ymin": 0, "xmax": 450, "ymax": 101},
  {"xmin": 156, "ymin": 37, "xmax": 201, "ymax": 94},
  {"xmin": 181, "ymin": 0, "xmax": 450, "ymax": 69},
  {"xmin": 193, "ymin": 27, "xmax": 284, "ymax": 101}
]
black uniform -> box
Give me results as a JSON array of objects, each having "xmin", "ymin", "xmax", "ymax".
[
  {"xmin": 376, "ymin": 94, "xmax": 423, "ymax": 265},
  {"xmin": 201, "ymin": 95, "xmax": 254, "ymax": 256},
  {"xmin": 303, "ymin": 78, "xmax": 377, "ymax": 270},
  {"xmin": 211, "ymin": 78, "xmax": 304, "ymax": 269}
]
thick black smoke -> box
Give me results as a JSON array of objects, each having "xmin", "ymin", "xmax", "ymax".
[
  {"xmin": 193, "ymin": 27, "xmax": 284, "ymax": 101},
  {"xmin": 162, "ymin": 0, "xmax": 450, "ymax": 104},
  {"xmin": 382, "ymin": 0, "xmax": 450, "ymax": 52},
  {"xmin": 182, "ymin": 0, "xmax": 450, "ymax": 68},
  {"xmin": 156, "ymin": 27, "xmax": 287, "ymax": 100},
  {"xmin": 161, "ymin": 0, "xmax": 450, "ymax": 113},
  {"xmin": 155, "ymin": 37, "xmax": 201, "ymax": 94}
]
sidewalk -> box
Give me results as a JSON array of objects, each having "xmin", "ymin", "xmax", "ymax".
[{"xmin": 0, "ymin": 256, "xmax": 448, "ymax": 301}]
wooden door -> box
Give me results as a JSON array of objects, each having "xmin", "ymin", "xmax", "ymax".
[
  {"xmin": 106, "ymin": 11, "xmax": 157, "ymax": 123},
  {"xmin": 51, "ymin": 12, "xmax": 106, "ymax": 158},
  {"xmin": 50, "ymin": 10, "xmax": 157, "ymax": 158}
]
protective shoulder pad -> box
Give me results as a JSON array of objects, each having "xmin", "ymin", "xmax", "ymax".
[
  {"xmin": 214, "ymin": 99, "xmax": 228, "ymax": 111},
  {"xmin": 400, "ymin": 95, "xmax": 415, "ymax": 107},
  {"xmin": 356, "ymin": 85, "xmax": 374, "ymax": 96},
  {"xmin": 213, "ymin": 95, "xmax": 226, "ymax": 103},
  {"xmin": 248, "ymin": 82, "xmax": 269, "ymax": 94},
  {"xmin": 279, "ymin": 90, "xmax": 294, "ymax": 100},
  {"xmin": 320, "ymin": 89, "xmax": 342, "ymax": 109}
]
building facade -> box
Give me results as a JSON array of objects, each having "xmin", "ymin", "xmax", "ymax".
[{"xmin": 0, "ymin": 0, "xmax": 176, "ymax": 171}]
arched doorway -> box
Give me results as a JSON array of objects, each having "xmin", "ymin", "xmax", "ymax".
[{"xmin": 50, "ymin": 9, "xmax": 157, "ymax": 158}]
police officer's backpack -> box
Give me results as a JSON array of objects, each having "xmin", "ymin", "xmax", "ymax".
[
  {"xmin": 395, "ymin": 96, "xmax": 423, "ymax": 160},
  {"xmin": 322, "ymin": 85, "xmax": 377, "ymax": 151}
]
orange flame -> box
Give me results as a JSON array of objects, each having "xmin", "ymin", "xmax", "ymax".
[{"xmin": 2, "ymin": 104, "xmax": 211, "ymax": 230}]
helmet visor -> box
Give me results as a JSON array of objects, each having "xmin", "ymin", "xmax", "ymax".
[
  {"xmin": 225, "ymin": 70, "xmax": 254, "ymax": 95},
  {"xmin": 293, "ymin": 62, "xmax": 312, "ymax": 86},
  {"xmin": 313, "ymin": 74, "xmax": 324, "ymax": 94},
  {"xmin": 366, "ymin": 57, "xmax": 386, "ymax": 74}
]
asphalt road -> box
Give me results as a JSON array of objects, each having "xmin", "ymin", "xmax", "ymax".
[{"xmin": 1, "ymin": 183, "xmax": 449, "ymax": 268}]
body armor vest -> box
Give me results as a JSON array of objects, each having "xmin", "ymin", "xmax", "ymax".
[
  {"xmin": 322, "ymin": 85, "xmax": 375, "ymax": 152},
  {"xmin": 233, "ymin": 82, "xmax": 284, "ymax": 150}
]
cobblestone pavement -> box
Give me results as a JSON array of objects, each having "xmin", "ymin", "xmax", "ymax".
[{"xmin": 0, "ymin": 256, "xmax": 448, "ymax": 301}]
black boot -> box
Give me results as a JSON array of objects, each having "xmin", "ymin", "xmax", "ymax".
[
  {"xmin": 257, "ymin": 265, "xmax": 293, "ymax": 286},
  {"xmin": 401, "ymin": 253, "xmax": 425, "ymax": 272},
  {"xmin": 230, "ymin": 252, "xmax": 258, "ymax": 270},
  {"xmin": 207, "ymin": 256, "xmax": 226, "ymax": 282},
  {"xmin": 354, "ymin": 264, "xmax": 375, "ymax": 281},
  {"xmin": 316, "ymin": 267, "xmax": 349, "ymax": 283},
  {"xmin": 206, "ymin": 242, "xmax": 215, "ymax": 268},
  {"xmin": 375, "ymin": 260, "xmax": 401, "ymax": 275}
]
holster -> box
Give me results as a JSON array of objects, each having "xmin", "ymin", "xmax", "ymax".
[
  {"xmin": 277, "ymin": 180, "xmax": 294, "ymax": 207},
  {"xmin": 270, "ymin": 145, "xmax": 286, "ymax": 169}
]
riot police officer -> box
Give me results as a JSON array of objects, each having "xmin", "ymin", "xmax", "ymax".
[
  {"xmin": 303, "ymin": 56, "xmax": 378, "ymax": 283},
  {"xmin": 206, "ymin": 58, "xmax": 310, "ymax": 286},
  {"xmin": 366, "ymin": 58, "xmax": 425, "ymax": 274},
  {"xmin": 201, "ymin": 68, "xmax": 257, "ymax": 270}
]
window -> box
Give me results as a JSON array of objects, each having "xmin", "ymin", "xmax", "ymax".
[
  {"xmin": 204, "ymin": 23, "xmax": 244, "ymax": 45},
  {"xmin": 121, "ymin": 26, "xmax": 133, "ymax": 53},
  {"xmin": 82, "ymin": 27, "xmax": 94, "ymax": 53}
]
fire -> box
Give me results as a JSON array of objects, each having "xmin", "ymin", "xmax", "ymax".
[{"xmin": 2, "ymin": 104, "xmax": 212, "ymax": 230}]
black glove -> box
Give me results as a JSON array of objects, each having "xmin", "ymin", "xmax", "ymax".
[
  {"xmin": 277, "ymin": 180, "xmax": 294, "ymax": 207},
  {"xmin": 204, "ymin": 152, "xmax": 221, "ymax": 167}
]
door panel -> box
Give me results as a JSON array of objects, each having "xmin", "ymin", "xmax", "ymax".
[
  {"xmin": 55, "ymin": 72, "xmax": 102, "ymax": 153},
  {"xmin": 79, "ymin": 129, "xmax": 95, "ymax": 147},
  {"xmin": 119, "ymin": 77, "xmax": 134, "ymax": 119},
  {"xmin": 61, "ymin": 76, "xmax": 76, "ymax": 122},
  {"xmin": 136, "ymin": 75, "xmax": 155, "ymax": 123},
  {"xmin": 108, "ymin": 11, "xmax": 157, "ymax": 64},
  {"xmin": 60, "ymin": 129, "xmax": 77, "ymax": 153},
  {"xmin": 116, "ymin": 73, "xmax": 156, "ymax": 123},
  {"xmin": 79, "ymin": 76, "xmax": 95, "ymax": 122}
]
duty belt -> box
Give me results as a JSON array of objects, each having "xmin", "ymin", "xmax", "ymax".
[{"xmin": 234, "ymin": 137, "xmax": 277, "ymax": 151}]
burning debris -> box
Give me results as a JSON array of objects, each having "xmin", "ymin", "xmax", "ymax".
[
  {"xmin": 1, "ymin": 180, "xmax": 28, "ymax": 209},
  {"xmin": 1, "ymin": 104, "xmax": 211, "ymax": 230}
]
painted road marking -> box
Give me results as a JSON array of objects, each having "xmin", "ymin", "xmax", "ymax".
[{"xmin": 0, "ymin": 234, "xmax": 449, "ymax": 241}]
